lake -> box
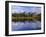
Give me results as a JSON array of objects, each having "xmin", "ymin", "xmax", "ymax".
[{"xmin": 12, "ymin": 21, "xmax": 41, "ymax": 31}]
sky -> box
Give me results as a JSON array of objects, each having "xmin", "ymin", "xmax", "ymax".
[{"xmin": 11, "ymin": 5, "xmax": 41, "ymax": 14}]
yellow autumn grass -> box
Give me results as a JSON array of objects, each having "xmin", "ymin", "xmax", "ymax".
[{"xmin": 12, "ymin": 16, "xmax": 40, "ymax": 21}]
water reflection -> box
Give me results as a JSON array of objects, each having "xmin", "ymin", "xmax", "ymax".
[{"xmin": 12, "ymin": 21, "xmax": 41, "ymax": 31}]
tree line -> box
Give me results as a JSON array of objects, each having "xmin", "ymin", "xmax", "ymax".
[{"xmin": 12, "ymin": 12, "xmax": 41, "ymax": 17}]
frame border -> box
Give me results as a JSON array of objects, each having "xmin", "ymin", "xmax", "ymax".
[{"xmin": 5, "ymin": 1, "xmax": 45, "ymax": 36}]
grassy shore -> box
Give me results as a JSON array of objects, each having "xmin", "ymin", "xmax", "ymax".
[{"xmin": 12, "ymin": 16, "xmax": 41, "ymax": 21}]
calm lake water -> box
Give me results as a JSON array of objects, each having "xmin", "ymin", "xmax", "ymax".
[{"xmin": 12, "ymin": 21, "xmax": 41, "ymax": 31}]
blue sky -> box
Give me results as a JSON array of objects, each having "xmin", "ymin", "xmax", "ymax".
[{"xmin": 11, "ymin": 5, "xmax": 41, "ymax": 14}]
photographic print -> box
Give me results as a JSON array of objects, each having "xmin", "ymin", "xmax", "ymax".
[
  {"xmin": 5, "ymin": 1, "xmax": 45, "ymax": 36},
  {"xmin": 12, "ymin": 5, "xmax": 41, "ymax": 31}
]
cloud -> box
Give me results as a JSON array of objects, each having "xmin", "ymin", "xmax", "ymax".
[{"xmin": 11, "ymin": 5, "xmax": 41, "ymax": 14}]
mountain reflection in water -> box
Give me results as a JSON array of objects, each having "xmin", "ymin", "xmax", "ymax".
[{"xmin": 12, "ymin": 21, "xmax": 41, "ymax": 31}]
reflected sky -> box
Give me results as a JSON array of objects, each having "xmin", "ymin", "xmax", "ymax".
[
  {"xmin": 11, "ymin": 5, "xmax": 41, "ymax": 14},
  {"xmin": 12, "ymin": 21, "xmax": 41, "ymax": 31}
]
